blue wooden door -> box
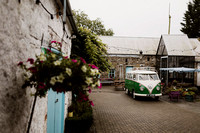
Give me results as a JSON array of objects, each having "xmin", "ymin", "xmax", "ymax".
[
  {"xmin": 47, "ymin": 89, "xmax": 65, "ymax": 133},
  {"xmin": 41, "ymin": 47, "xmax": 65, "ymax": 133}
]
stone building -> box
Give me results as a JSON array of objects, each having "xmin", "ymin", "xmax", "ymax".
[
  {"xmin": 0, "ymin": 0, "xmax": 77, "ymax": 133},
  {"xmin": 99, "ymin": 36, "xmax": 160, "ymax": 80}
]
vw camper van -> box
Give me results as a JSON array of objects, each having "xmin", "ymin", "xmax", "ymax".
[{"xmin": 125, "ymin": 70, "xmax": 162, "ymax": 100}]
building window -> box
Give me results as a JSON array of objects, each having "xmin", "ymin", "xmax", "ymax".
[
  {"xmin": 108, "ymin": 69, "xmax": 115, "ymax": 79},
  {"xmin": 147, "ymin": 57, "xmax": 150, "ymax": 61}
]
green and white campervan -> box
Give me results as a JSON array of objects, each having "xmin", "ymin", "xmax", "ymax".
[{"xmin": 125, "ymin": 70, "xmax": 162, "ymax": 100}]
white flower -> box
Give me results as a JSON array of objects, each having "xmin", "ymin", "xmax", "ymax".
[
  {"xmin": 51, "ymin": 53, "xmax": 56, "ymax": 58},
  {"xmin": 50, "ymin": 76, "xmax": 57, "ymax": 85},
  {"xmin": 63, "ymin": 53, "xmax": 68, "ymax": 57},
  {"xmin": 54, "ymin": 60, "xmax": 61, "ymax": 66},
  {"xmin": 39, "ymin": 54, "xmax": 46, "ymax": 61},
  {"xmin": 91, "ymin": 84, "xmax": 96, "ymax": 88},
  {"xmin": 66, "ymin": 68, "xmax": 72, "ymax": 76},
  {"xmin": 85, "ymin": 77, "xmax": 93, "ymax": 85},
  {"xmin": 90, "ymin": 69, "xmax": 96, "ymax": 76},
  {"xmin": 94, "ymin": 69, "xmax": 99, "ymax": 74},
  {"xmin": 57, "ymin": 73, "xmax": 65, "ymax": 83},
  {"xmin": 97, "ymin": 80, "xmax": 101, "ymax": 87},
  {"xmin": 81, "ymin": 65, "xmax": 87, "ymax": 73}
]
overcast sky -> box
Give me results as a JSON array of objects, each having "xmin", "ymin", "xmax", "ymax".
[{"xmin": 70, "ymin": 0, "xmax": 191, "ymax": 37}]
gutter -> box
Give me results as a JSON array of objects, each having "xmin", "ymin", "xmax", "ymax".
[{"xmin": 56, "ymin": 0, "xmax": 78, "ymax": 34}]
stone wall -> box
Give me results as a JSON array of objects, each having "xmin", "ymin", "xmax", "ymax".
[
  {"xmin": 0, "ymin": 0, "xmax": 73, "ymax": 132},
  {"xmin": 101, "ymin": 55, "xmax": 157, "ymax": 79}
]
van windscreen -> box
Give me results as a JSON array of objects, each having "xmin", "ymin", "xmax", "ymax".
[{"xmin": 139, "ymin": 74, "xmax": 159, "ymax": 80}]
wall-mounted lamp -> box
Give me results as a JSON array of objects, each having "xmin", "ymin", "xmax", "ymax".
[
  {"xmin": 139, "ymin": 50, "xmax": 143, "ymax": 59},
  {"xmin": 69, "ymin": 35, "xmax": 76, "ymax": 39}
]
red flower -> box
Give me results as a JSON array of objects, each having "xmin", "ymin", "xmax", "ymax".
[
  {"xmin": 56, "ymin": 88, "xmax": 64, "ymax": 93},
  {"xmin": 38, "ymin": 82, "xmax": 46, "ymax": 89},
  {"xmin": 28, "ymin": 67, "xmax": 37, "ymax": 73},
  {"xmin": 64, "ymin": 56, "xmax": 68, "ymax": 59},
  {"xmin": 51, "ymin": 41, "xmax": 57, "ymax": 43},
  {"xmin": 88, "ymin": 89, "xmax": 92, "ymax": 93},
  {"xmin": 27, "ymin": 58, "xmax": 34, "ymax": 64},
  {"xmin": 47, "ymin": 48, "xmax": 52, "ymax": 53},
  {"xmin": 17, "ymin": 61, "xmax": 23, "ymax": 66}
]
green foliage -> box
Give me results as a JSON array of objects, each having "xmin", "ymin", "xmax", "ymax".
[
  {"xmin": 71, "ymin": 27, "xmax": 111, "ymax": 72},
  {"xmin": 180, "ymin": 0, "xmax": 200, "ymax": 38},
  {"xmin": 73, "ymin": 10, "xmax": 114, "ymax": 36}
]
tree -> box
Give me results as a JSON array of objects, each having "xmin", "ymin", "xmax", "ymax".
[
  {"xmin": 71, "ymin": 27, "xmax": 111, "ymax": 72},
  {"xmin": 73, "ymin": 10, "xmax": 114, "ymax": 36},
  {"xmin": 71, "ymin": 10, "xmax": 113, "ymax": 72},
  {"xmin": 180, "ymin": 0, "xmax": 200, "ymax": 38}
]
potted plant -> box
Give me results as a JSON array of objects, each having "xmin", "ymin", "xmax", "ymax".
[
  {"xmin": 182, "ymin": 89, "xmax": 195, "ymax": 102},
  {"xmin": 18, "ymin": 41, "xmax": 102, "ymax": 98}
]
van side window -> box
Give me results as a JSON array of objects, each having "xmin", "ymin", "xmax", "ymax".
[
  {"xmin": 135, "ymin": 74, "xmax": 138, "ymax": 81},
  {"xmin": 131, "ymin": 74, "xmax": 133, "ymax": 80}
]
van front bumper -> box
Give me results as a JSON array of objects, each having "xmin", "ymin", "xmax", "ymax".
[{"xmin": 134, "ymin": 93, "xmax": 162, "ymax": 97}]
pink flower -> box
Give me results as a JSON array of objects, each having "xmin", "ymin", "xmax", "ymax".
[
  {"xmin": 89, "ymin": 101, "xmax": 94, "ymax": 106},
  {"xmin": 91, "ymin": 64, "xmax": 98, "ymax": 69},
  {"xmin": 83, "ymin": 97, "xmax": 88, "ymax": 101},
  {"xmin": 88, "ymin": 89, "xmax": 92, "ymax": 93},
  {"xmin": 98, "ymin": 83, "xmax": 102, "ymax": 89},
  {"xmin": 80, "ymin": 57, "xmax": 86, "ymax": 64},
  {"xmin": 51, "ymin": 41, "xmax": 57, "ymax": 43},
  {"xmin": 27, "ymin": 58, "xmax": 34, "ymax": 64},
  {"xmin": 17, "ymin": 61, "xmax": 23, "ymax": 66},
  {"xmin": 71, "ymin": 59, "xmax": 77, "ymax": 63}
]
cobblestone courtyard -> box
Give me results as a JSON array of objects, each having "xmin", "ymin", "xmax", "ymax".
[{"xmin": 89, "ymin": 86, "xmax": 200, "ymax": 133}]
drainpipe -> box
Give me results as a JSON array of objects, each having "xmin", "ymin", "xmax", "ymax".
[{"xmin": 26, "ymin": 93, "xmax": 38, "ymax": 133}]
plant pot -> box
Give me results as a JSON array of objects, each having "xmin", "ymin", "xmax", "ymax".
[
  {"xmin": 68, "ymin": 112, "xmax": 73, "ymax": 117},
  {"xmin": 185, "ymin": 95, "xmax": 193, "ymax": 102}
]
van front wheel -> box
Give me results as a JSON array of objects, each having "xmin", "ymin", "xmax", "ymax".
[
  {"xmin": 155, "ymin": 96, "xmax": 159, "ymax": 101},
  {"xmin": 125, "ymin": 88, "xmax": 130, "ymax": 95},
  {"xmin": 132, "ymin": 90, "xmax": 136, "ymax": 99}
]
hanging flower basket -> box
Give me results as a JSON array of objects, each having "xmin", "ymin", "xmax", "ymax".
[{"xmin": 18, "ymin": 41, "xmax": 101, "ymax": 97}]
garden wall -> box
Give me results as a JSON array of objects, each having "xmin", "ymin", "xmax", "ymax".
[{"xmin": 0, "ymin": 0, "xmax": 73, "ymax": 132}]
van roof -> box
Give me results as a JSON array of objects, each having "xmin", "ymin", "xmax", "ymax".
[{"xmin": 127, "ymin": 70, "xmax": 157, "ymax": 74}]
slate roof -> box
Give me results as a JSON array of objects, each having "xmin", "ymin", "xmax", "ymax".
[
  {"xmin": 160, "ymin": 34, "xmax": 195, "ymax": 56},
  {"xmin": 99, "ymin": 36, "xmax": 160, "ymax": 55}
]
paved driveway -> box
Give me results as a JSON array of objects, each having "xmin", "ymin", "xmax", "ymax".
[{"xmin": 89, "ymin": 86, "xmax": 200, "ymax": 133}]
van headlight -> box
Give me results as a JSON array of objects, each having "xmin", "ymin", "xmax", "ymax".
[
  {"xmin": 140, "ymin": 86, "xmax": 144, "ymax": 91},
  {"xmin": 156, "ymin": 86, "xmax": 160, "ymax": 91}
]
